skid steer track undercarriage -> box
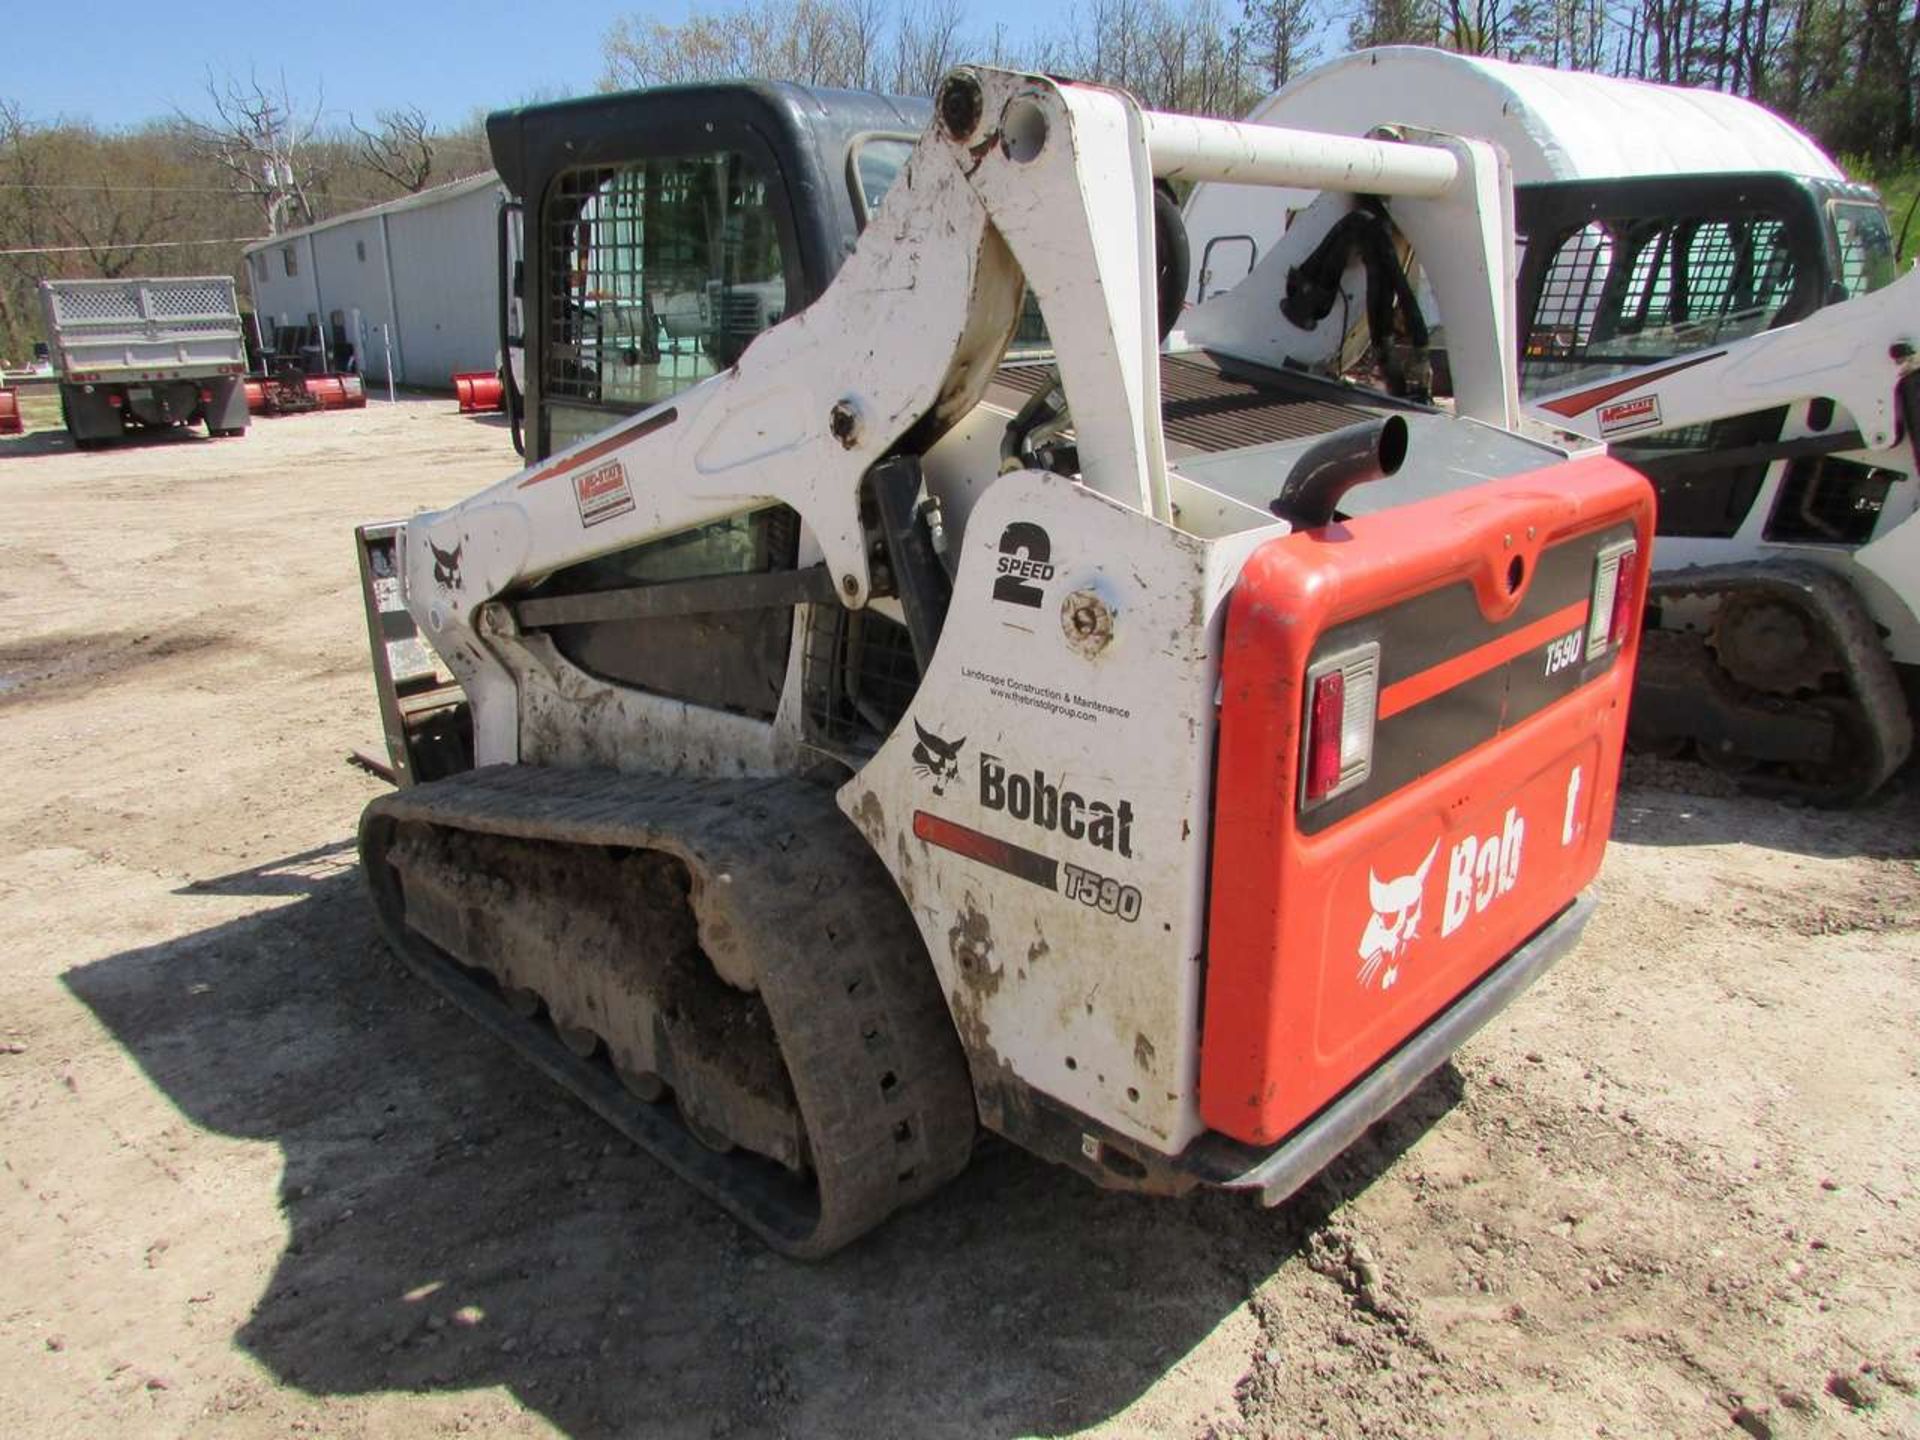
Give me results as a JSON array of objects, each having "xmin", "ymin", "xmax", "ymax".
[
  {"xmin": 1629, "ymin": 562, "xmax": 1913, "ymax": 803},
  {"xmin": 360, "ymin": 764, "xmax": 978, "ymax": 1257}
]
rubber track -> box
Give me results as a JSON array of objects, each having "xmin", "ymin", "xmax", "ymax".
[
  {"xmin": 1648, "ymin": 560, "xmax": 1913, "ymax": 803},
  {"xmin": 360, "ymin": 764, "xmax": 978, "ymax": 1258}
]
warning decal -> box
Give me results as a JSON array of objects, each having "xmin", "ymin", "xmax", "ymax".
[
  {"xmin": 1596, "ymin": 394, "xmax": 1662, "ymax": 437},
  {"xmin": 573, "ymin": 458, "xmax": 635, "ymax": 527}
]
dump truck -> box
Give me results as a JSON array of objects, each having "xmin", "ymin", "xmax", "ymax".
[
  {"xmin": 356, "ymin": 67, "xmax": 1654, "ymax": 1256},
  {"xmin": 1182, "ymin": 47, "xmax": 1920, "ymax": 802},
  {"xmin": 37, "ymin": 276, "xmax": 250, "ymax": 448}
]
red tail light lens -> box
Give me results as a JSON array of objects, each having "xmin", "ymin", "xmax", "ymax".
[
  {"xmin": 1305, "ymin": 670, "xmax": 1345, "ymax": 803},
  {"xmin": 1300, "ymin": 642, "xmax": 1381, "ymax": 809},
  {"xmin": 1587, "ymin": 540, "xmax": 1640, "ymax": 657},
  {"xmin": 1608, "ymin": 546, "xmax": 1639, "ymax": 649}
]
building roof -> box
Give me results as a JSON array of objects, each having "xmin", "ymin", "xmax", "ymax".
[
  {"xmin": 1242, "ymin": 47, "xmax": 1842, "ymax": 183},
  {"xmin": 242, "ymin": 170, "xmax": 502, "ymax": 256}
]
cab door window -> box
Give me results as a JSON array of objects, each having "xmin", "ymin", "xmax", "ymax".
[
  {"xmin": 1521, "ymin": 212, "xmax": 1799, "ymax": 399},
  {"xmin": 543, "ymin": 152, "xmax": 791, "ymax": 452}
]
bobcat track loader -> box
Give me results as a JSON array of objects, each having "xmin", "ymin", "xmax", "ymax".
[
  {"xmin": 356, "ymin": 67, "xmax": 1654, "ymax": 1256},
  {"xmin": 1181, "ymin": 47, "xmax": 1920, "ymax": 802}
]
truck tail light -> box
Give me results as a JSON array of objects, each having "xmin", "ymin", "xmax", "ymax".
[
  {"xmin": 198, "ymin": 388, "xmax": 213, "ymax": 403},
  {"xmin": 107, "ymin": 392, "xmax": 123, "ymax": 408},
  {"xmin": 1587, "ymin": 540, "xmax": 1639, "ymax": 656},
  {"xmin": 1300, "ymin": 642, "xmax": 1380, "ymax": 808}
]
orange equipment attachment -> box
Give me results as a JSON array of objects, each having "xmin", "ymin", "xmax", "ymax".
[
  {"xmin": 1201, "ymin": 452, "xmax": 1655, "ymax": 1146},
  {"xmin": 247, "ymin": 371, "xmax": 363, "ymax": 415},
  {"xmin": 305, "ymin": 374, "xmax": 366, "ymax": 409},
  {"xmin": 453, "ymin": 371, "xmax": 504, "ymax": 413},
  {"xmin": 0, "ymin": 386, "xmax": 21, "ymax": 436}
]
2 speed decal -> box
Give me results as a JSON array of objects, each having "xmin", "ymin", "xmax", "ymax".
[{"xmin": 992, "ymin": 522, "xmax": 1053, "ymax": 608}]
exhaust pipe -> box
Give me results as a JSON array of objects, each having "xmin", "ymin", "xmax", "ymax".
[{"xmin": 1270, "ymin": 415, "xmax": 1408, "ymax": 527}]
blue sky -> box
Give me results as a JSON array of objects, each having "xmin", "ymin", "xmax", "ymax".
[{"xmin": 4, "ymin": 0, "xmax": 1048, "ymax": 131}]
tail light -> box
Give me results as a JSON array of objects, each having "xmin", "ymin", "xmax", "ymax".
[
  {"xmin": 1587, "ymin": 540, "xmax": 1640, "ymax": 657},
  {"xmin": 1300, "ymin": 641, "xmax": 1380, "ymax": 808},
  {"xmin": 198, "ymin": 388, "xmax": 213, "ymax": 403},
  {"xmin": 107, "ymin": 393, "xmax": 123, "ymax": 408}
]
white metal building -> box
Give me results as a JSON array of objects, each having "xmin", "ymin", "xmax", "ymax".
[{"xmin": 242, "ymin": 171, "xmax": 506, "ymax": 388}]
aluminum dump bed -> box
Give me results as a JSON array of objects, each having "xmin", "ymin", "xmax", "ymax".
[{"xmin": 37, "ymin": 277, "xmax": 247, "ymax": 383}]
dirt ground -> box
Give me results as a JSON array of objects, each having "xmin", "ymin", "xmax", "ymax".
[{"xmin": 1, "ymin": 396, "xmax": 1917, "ymax": 1440}]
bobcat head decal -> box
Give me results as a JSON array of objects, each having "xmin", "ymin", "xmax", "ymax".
[
  {"xmin": 428, "ymin": 537, "xmax": 463, "ymax": 591},
  {"xmin": 911, "ymin": 720, "xmax": 965, "ymax": 796},
  {"xmin": 1357, "ymin": 841, "xmax": 1439, "ymax": 992}
]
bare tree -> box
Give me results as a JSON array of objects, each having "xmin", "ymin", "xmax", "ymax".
[
  {"xmin": 174, "ymin": 69, "xmax": 327, "ymax": 235},
  {"xmin": 605, "ymin": 0, "xmax": 874, "ymax": 88},
  {"xmin": 889, "ymin": 0, "xmax": 972, "ymax": 94},
  {"xmin": 351, "ymin": 105, "xmax": 436, "ymax": 193}
]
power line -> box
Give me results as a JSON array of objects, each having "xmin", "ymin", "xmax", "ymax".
[
  {"xmin": 0, "ymin": 236, "xmax": 264, "ymax": 256},
  {"xmin": 0, "ymin": 181, "xmax": 393, "ymax": 201}
]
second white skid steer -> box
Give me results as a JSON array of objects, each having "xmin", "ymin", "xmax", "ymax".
[{"xmin": 356, "ymin": 68, "xmax": 1655, "ymax": 1255}]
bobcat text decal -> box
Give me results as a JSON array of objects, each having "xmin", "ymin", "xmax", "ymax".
[
  {"xmin": 979, "ymin": 753, "xmax": 1134, "ymax": 857},
  {"xmin": 1442, "ymin": 807, "xmax": 1525, "ymax": 937},
  {"xmin": 1354, "ymin": 808, "xmax": 1527, "ymax": 990}
]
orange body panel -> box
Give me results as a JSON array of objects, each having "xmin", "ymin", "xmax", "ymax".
[{"xmin": 1201, "ymin": 453, "xmax": 1654, "ymax": 1146}]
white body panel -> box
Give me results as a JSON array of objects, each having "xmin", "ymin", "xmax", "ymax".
[{"xmin": 842, "ymin": 471, "xmax": 1267, "ymax": 1147}]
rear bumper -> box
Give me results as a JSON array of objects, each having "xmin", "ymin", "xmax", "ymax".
[{"xmin": 1183, "ymin": 890, "xmax": 1593, "ymax": 1204}]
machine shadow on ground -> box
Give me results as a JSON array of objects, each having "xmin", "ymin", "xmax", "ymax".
[
  {"xmin": 1, "ymin": 425, "xmax": 234, "ymax": 458},
  {"xmin": 1610, "ymin": 768, "xmax": 1920, "ymax": 860},
  {"xmin": 65, "ymin": 840, "xmax": 1464, "ymax": 1440}
]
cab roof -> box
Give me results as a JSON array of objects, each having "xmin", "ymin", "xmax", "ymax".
[{"xmin": 1246, "ymin": 47, "xmax": 1843, "ymax": 184}]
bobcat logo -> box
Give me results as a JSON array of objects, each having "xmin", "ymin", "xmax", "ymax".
[
  {"xmin": 911, "ymin": 720, "xmax": 965, "ymax": 796},
  {"xmin": 1357, "ymin": 841, "xmax": 1438, "ymax": 991},
  {"xmin": 428, "ymin": 537, "xmax": 463, "ymax": 591}
]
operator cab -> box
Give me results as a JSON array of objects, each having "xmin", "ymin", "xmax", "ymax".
[
  {"xmin": 1515, "ymin": 171, "xmax": 1896, "ymax": 404},
  {"xmin": 1515, "ymin": 172, "xmax": 1905, "ymax": 547},
  {"xmin": 487, "ymin": 83, "xmax": 930, "ymax": 463}
]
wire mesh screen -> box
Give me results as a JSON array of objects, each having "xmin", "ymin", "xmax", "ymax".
[
  {"xmin": 802, "ymin": 603, "xmax": 921, "ymax": 756},
  {"xmin": 542, "ymin": 154, "xmax": 789, "ymax": 418},
  {"xmin": 1521, "ymin": 213, "xmax": 1799, "ymax": 400},
  {"xmin": 146, "ymin": 280, "xmax": 236, "ymax": 318},
  {"xmin": 1522, "ymin": 223, "xmax": 1611, "ymax": 395},
  {"xmin": 49, "ymin": 288, "xmax": 143, "ymax": 324}
]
